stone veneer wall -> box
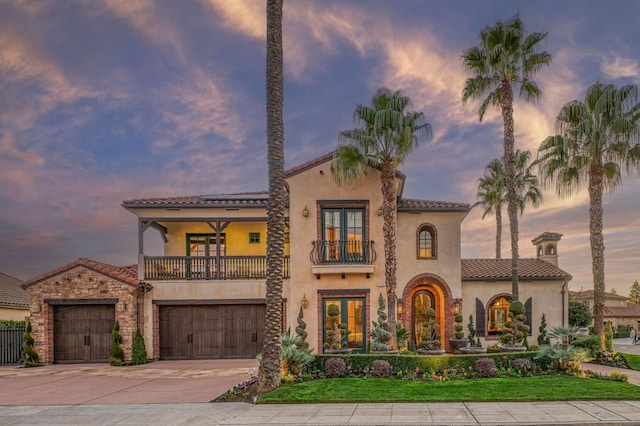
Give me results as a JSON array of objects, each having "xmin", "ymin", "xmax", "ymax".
[{"xmin": 24, "ymin": 266, "xmax": 140, "ymax": 364}]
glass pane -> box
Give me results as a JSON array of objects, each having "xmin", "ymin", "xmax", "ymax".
[
  {"xmin": 346, "ymin": 299, "xmax": 363, "ymax": 349},
  {"xmin": 413, "ymin": 291, "xmax": 435, "ymax": 347},
  {"xmin": 323, "ymin": 211, "xmax": 340, "ymax": 261},
  {"xmin": 488, "ymin": 297, "xmax": 510, "ymax": 335},
  {"xmin": 346, "ymin": 210, "xmax": 364, "ymax": 260},
  {"xmin": 419, "ymin": 230, "xmax": 432, "ymax": 257}
]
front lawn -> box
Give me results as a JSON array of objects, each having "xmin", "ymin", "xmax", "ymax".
[
  {"xmin": 621, "ymin": 353, "xmax": 640, "ymax": 370},
  {"xmin": 258, "ymin": 375, "xmax": 640, "ymax": 404}
]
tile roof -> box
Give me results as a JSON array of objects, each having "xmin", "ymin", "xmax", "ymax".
[
  {"xmin": 0, "ymin": 272, "xmax": 29, "ymax": 308},
  {"xmin": 569, "ymin": 290, "xmax": 628, "ymax": 301},
  {"xmin": 122, "ymin": 192, "xmax": 270, "ymax": 208},
  {"xmin": 22, "ymin": 259, "xmax": 148, "ymax": 289},
  {"xmin": 284, "ymin": 152, "xmax": 334, "ymax": 177},
  {"xmin": 604, "ymin": 305, "xmax": 640, "ymax": 318},
  {"xmin": 398, "ymin": 198, "xmax": 469, "ymax": 212},
  {"xmin": 462, "ymin": 258, "xmax": 572, "ymax": 281}
]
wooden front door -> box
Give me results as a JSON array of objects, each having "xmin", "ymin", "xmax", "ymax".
[
  {"xmin": 159, "ymin": 305, "xmax": 264, "ymax": 360},
  {"xmin": 54, "ymin": 305, "xmax": 114, "ymax": 363}
]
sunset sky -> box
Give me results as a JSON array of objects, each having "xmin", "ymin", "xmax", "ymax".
[{"xmin": 1, "ymin": 1, "xmax": 639, "ymax": 294}]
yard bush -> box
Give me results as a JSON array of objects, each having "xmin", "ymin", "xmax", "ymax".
[
  {"xmin": 0, "ymin": 320, "xmax": 26, "ymax": 329},
  {"xmin": 475, "ymin": 358, "xmax": 497, "ymax": 378},
  {"xmin": 573, "ymin": 335, "xmax": 603, "ymax": 357},
  {"xmin": 371, "ymin": 360, "xmax": 392, "ymax": 378},
  {"xmin": 324, "ymin": 357, "xmax": 347, "ymax": 378}
]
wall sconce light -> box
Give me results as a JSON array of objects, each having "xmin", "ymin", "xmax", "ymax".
[
  {"xmin": 302, "ymin": 205, "xmax": 309, "ymax": 217},
  {"xmin": 397, "ymin": 299, "xmax": 403, "ymax": 319},
  {"xmin": 32, "ymin": 303, "xmax": 41, "ymax": 313},
  {"xmin": 301, "ymin": 293, "xmax": 309, "ymax": 309},
  {"xmin": 453, "ymin": 298, "xmax": 462, "ymax": 315},
  {"xmin": 377, "ymin": 207, "xmax": 383, "ymax": 216}
]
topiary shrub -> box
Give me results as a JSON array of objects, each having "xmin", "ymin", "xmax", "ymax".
[
  {"xmin": 371, "ymin": 360, "xmax": 392, "ymax": 378},
  {"xmin": 23, "ymin": 322, "xmax": 40, "ymax": 368},
  {"xmin": 295, "ymin": 306, "xmax": 309, "ymax": 350},
  {"xmin": 324, "ymin": 357, "xmax": 347, "ymax": 378},
  {"xmin": 324, "ymin": 304, "xmax": 351, "ymax": 351},
  {"xmin": 604, "ymin": 321, "xmax": 614, "ymax": 352},
  {"xmin": 475, "ymin": 357, "xmax": 497, "ymax": 378},
  {"xmin": 537, "ymin": 313, "xmax": 550, "ymax": 345},
  {"xmin": 500, "ymin": 301, "xmax": 529, "ymax": 347},
  {"xmin": 466, "ymin": 315, "xmax": 477, "ymax": 347},
  {"xmin": 371, "ymin": 294, "xmax": 392, "ymax": 352},
  {"xmin": 454, "ymin": 314, "xmax": 465, "ymax": 339},
  {"xmin": 131, "ymin": 328, "xmax": 148, "ymax": 365},
  {"xmin": 109, "ymin": 321, "xmax": 124, "ymax": 366}
]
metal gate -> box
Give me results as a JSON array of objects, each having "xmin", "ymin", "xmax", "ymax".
[{"xmin": 0, "ymin": 328, "xmax": 25, "ymax": 365}]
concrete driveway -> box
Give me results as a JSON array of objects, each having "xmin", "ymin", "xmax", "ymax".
[{"xmin": 0, "ymin": 359, "xmax": 258, "ymax": 406}]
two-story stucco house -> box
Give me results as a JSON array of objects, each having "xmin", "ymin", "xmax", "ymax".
[{"xmin": 22, "ymin": 153, "xmax": 571, "ymax": 363}]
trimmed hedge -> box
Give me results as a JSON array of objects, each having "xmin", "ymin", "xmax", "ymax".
[
  {"xmin": 0, "ymin": 320, "xmax": 25, "ymax": 330},
  {"xmin": 304, "ymin": 351, "xmax": 549, "ymax": 378}
]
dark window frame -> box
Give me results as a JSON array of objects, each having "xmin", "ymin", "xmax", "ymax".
[{"xmin": 416, "ymin": 223, "xmax": 438, "ymax": 259}]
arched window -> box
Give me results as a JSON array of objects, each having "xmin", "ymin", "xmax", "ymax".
[
  {"xmin": 545, "ymin": 244, "xmax": 555, "ymax": 255},
  {"xmin": 417, "ymin": 224, "xmax": 437, "ymax": 259},
  {"xmin": 487, "ymin": 296, "xmax": 511, "ymax": 336}
]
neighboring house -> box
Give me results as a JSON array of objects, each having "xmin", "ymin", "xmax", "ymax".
[
  {"xmin": 569, "ymin": 289, "xmax": 640, "ymax": 329},
  {"xmin": 22, "ymin": 153, "xmax": 571, "ymax": 363},
  {"xmin": 0, "ymin": 272, "xmax": 29, "ymax": 321}
]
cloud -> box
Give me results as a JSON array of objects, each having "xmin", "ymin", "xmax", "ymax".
[{"xmin": 601, "ymin": 55, "xmax": 640, "ymax": 79}]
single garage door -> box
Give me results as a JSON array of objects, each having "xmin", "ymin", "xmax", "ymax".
[
  {"xmin": 54, "ymin": 305, "xmax": 115, "ymax": 364},
  {"xmin": 159, "ymin": 305, "xmax": 265, "ymax": 360}
]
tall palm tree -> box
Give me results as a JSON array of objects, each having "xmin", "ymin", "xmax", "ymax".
[
  {"xmin": 332, "ymin": 88, "xmax": 431, "ymax": 349},
  {"xmin": 536, "ymin": 82, "xmax": 640, "ymax": 337},
  {"xmin": 474, "ymin": 150, "xmax": 543, "ymax": 259},
  {"xmin": 462, "ymin": 15, "xmax": 551, "ymax": 301},
  {"xmin": 259, "ymin": 0, "xmax": 284, "ymax": 394}
]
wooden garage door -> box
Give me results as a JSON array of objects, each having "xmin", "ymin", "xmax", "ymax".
[
  {"xmin": 54, "ymin": 305, "xmax": 115, "ymax": 364},
  {"xmin": 159, "ymin": 305, "xmax": 265, "ymax": 360}
]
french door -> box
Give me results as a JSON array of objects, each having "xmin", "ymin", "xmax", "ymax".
[{"xmin": 322, "ymin": 298, "xmax": 365, "ymax": 353}]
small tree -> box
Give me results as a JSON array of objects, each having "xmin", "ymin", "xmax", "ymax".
[
  {"xmin": 629, "ymin": 280, "xmax": 640, "ymax": 305},
  {"xmin": 109, "ymin": 321, "xmax": 124, "ymax": 366},
  {"xmin": 294, "ymin": 306, "xmax": 308, "ymax": 350},
  {"xmin": 23, "ymin": 322, "xmax": 40, "ymax": 368},
  {"xmin": 538, "ymin": 313, "xmax": 550, "ymax": 345},
  {"xmin": 500, "ymin": 301, "xmax": 529, "ymax": 347},
  {"xmin": 324, "ymin": 304, "xmax": 351, "ymax": 351},
  {"xmin": 131, "ymin": 328, "xmax": 148, "ymax": 365},
  {"xmin": 371, "ymin": 293, "xmax": 392, "ymax": 352},
  {"xmin": 604, "ymin": 321, "xmax": 614, "ymax": 352},
  {"xmin": 569, "ymin": 301, "xmax": 592, "ymax": 327},
  {"xmin": 467, "ymin": 315, "xmax": 478, "ymax": 347}
]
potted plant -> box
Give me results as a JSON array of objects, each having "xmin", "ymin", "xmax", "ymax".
[
  {"xmin": 500, "ymin": 301, "xmax": 529, "ymax": 352},
  {"xmin": 416, "ymin": 307, "xmax": 444, "ymax": 355},
  {"xmin": 459, "ymin": 314, "xmax": 486, "ymax": 354},
  {"xmin": 324, "ymin": 304, "xmax": 352, "ymax": 354},
  {"xmin": 449, "ymin": 314, "xmax": 469, "ymax": 353}
]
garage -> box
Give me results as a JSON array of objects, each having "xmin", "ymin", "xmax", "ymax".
[
  {"xmin": 159, "ymin": 304, "xmax": 265, "ymax": 360},
  {"xmin": 53, "ymin": 304, "xmax": 115, "ymax": 364}
]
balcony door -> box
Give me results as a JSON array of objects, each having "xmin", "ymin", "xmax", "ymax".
[
  {"xmin": 322, "ymin": 208, "xmax": 365, "ymax": 263},
  {"xmin": 186, "ymin": 234, "xmax": 226, "ymax": 279}
]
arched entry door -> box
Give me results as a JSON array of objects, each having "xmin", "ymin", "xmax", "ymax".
[{"xmin": 412, "ymin": 290, "xmax": 441, "ymax": 349}]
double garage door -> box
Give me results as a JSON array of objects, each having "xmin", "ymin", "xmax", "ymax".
[
  {"xmin": 159, "ymin": 304, "xmax": 265, "ymax": 360},
  {"xmin": 54, "ymin": 304, "xmax": 114, "ymax": 364}
]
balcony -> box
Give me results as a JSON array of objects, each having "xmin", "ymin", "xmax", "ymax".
[
  {"xmin": 144, "ymin": 256, "xmax": 290, "ymax": 281},
  {"xmin": 309, "ymin": 240, "xmax": 376, "ymax": 277}
]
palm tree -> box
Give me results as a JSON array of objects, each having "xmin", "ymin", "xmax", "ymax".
[
  {"xmin": 536, "ymin": 82, "xmax": 640, "ymax": 337},
  {"xmin": 259, "ymin": 0, "xmax": 284, "ymax": 394},
  {"xmin": 474, "ymin": 150, "xmax": 542, "ymax": 259},
  {"xmin": 462, "ymin": 15, "xmax": 551, "ymax": 301},
  {"xmin": 332, "ymin": 88, "xmax": 432, "ymax": 349}
]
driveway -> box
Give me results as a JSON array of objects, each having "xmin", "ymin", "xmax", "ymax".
[{"xmin": 0, "ymin": 359, "xmax": 258, "ymax": 406}]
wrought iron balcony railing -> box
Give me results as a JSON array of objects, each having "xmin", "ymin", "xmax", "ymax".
[
  {"xmin": 144, "ymin": 256, "xmax": 290, "ymax": 280},
  {"xmin": 309, "ymin": 240, "xmax": 376, "ymax": 265}
]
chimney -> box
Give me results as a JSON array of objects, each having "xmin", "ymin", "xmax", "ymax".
[{"xmin": 531, "ymin": 232, "xmax": 562, "ymax": 267}]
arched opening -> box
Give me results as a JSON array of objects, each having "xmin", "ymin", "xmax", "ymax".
[
  {"xmin": 487, "ymin": 295, "xmax": 512, "ymax": 336},
  {"xmin": 412, "ymin": 290, "xmax": 436, "ymax": 347}
]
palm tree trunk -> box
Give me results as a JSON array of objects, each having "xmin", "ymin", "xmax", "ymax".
[
  {"xmin": 589, "ymin": 166, "xmax": 606, "ymax": 338},
  {"xmin": 495, "ymin": 205, "xmax": 502, "ymax": 259},
  {"xmin": 501, "ymin": 81, "xmax": 520, "ymax": 301},
  {"xmin": 259, "ymin": 0, "xmax": 284, "ymax": 395},
  {"xmin": 380, "ymin": 159, "xmax": 398, "ymax": 350}
]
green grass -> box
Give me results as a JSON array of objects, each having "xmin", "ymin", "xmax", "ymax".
[
  {"xmin": 621, "ymin": 353, "xmax": 640, "ymax": 370},
  {"xmin": 259, "ymin": 376, "xmax": 640, "ymax": 404}
]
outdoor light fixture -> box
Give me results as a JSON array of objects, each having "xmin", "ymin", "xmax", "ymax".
[
  {"xmin": 302, "ymin": 205, "xmax": 309, "ymax": 217},
  {"xmin": 301, "ymin": 293, "xmax": 309, "ymax": 308},
  {"xmin": 377, "ymin": 207, "xmax": 383, "ymax": 216},
  {"xmin": 397, "ymin": 299, "xmax": 403, "ymax": 319},
  {"xmin": 453, "ymin": 298, "xmax": 462, "ymax": 315}
]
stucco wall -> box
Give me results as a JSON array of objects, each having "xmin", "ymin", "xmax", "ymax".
[{"xmin": 0, "ymin": 307, "xmax": 28, "ymax": 321}]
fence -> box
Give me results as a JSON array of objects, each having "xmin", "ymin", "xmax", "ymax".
[{"xmin": 0, "ymin": 328, "xmax": 24, "ymax": 365}]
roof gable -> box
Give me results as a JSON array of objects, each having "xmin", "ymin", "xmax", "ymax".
[{"xmin": 22, "ymin": 259, "xmax": 146, "ymax": 289}]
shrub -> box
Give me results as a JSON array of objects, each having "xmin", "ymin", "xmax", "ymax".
[
  {"xmin": 23, "ymin": 322, "xmax": 40, "ymax": 368},
  {"xmin": 282, "ymin": 328, "xmax": 314, "ymax": 376},
  {"xmin": 0, "ymin": 320, "xmax": 26, "ymax": 330},
  {"xmin": 371, "ymin": 360, "xmax": 393, "ymax": 378},
  {"xmin": 573, "ymin": 335, "xmax": 603, "ymax": 356},
  {"xmin": 604, "ymin": 322, "xmax": 614, "ymax": 352},
  {"xmin": 487, "ymin": 344, "xmax": 501, "ymax": 353},
  {"xmin": 453, "ymin": 314, "xmax": 465, "ymax": 339},
  {"xmin": 537, "ymin": 313, "xmax": 550, "ymax": 345},
  {"xmin": 324, "ymin": 357, "xmax": 347, "ymax": 378},
  {"xmin": 109, "ymin": 321, "xmax": 124, "ymax": 366},
  {"xmin": 295, "ymin": 306, "xmax": 309, "ymax": 350},
  {"xmin": 512, "ymin": 358, "xmax": 531, "ymax": 371},
  {"xmin": 370, "ymin": 294, "xmax": 392, "ymax": 351},
  {"xmin": 131, "ymin": 328, "xmax": 148, "ymax": 365},
  {"xmin": 466, "ymin": 315, "xmax": 477, "ymax": 346},
  {"xmin": 475, "ymin": 358, "xmax": 497, "ymax": 378}
]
